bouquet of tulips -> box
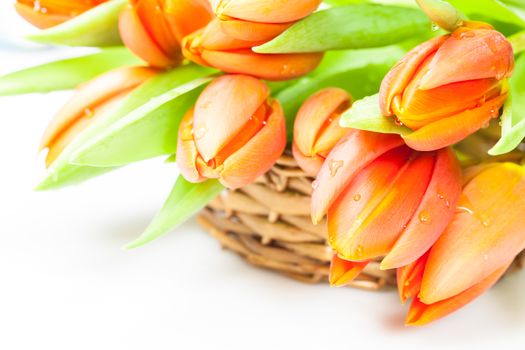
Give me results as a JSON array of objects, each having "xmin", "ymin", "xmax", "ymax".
[{"xmin": 4, "ymin": 0, "xmax": 525, "ymax": 327}]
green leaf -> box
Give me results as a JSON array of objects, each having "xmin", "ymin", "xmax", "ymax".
[
  {"xmin": 340, "ymin": 93, "xmax": 411, "ymax": 135},
  {"xmin": 509, "ymin": 30, "xmax": 525, "ymax": 54},
  {"xmin": 324, "ymin": 0, "xmax": 417, "ymax": 7},
  {"xmin": 36, "ymin": 65, "xmax": 215, "ymax": 190},
  {"xmin": 489, "ymin": 54, "xmax": 525, "ymax": 155},
  {"xmin": 125, "ymin": 177, "xmax": 224, "ymax": 249},
  {"xmin": 0, "ymin": 47, "xmax": 142, "ymax": 96},
  {"xmin": 26, "ymin": 0, "xmax": 126, "ymax": 47},
  {"xmin": 254, "ymin": 4, "xmax": 430, "ymax": 53},
  {"xmin": 448, "ymin": 0, "xmax": 525, "ymax": 28},
  {"xmin": 70, "ymin": 65, "xmax": 216, "ymax": 167},
  {"xmin": 277, "ymin": 45, "xmax": 405, "ymax": 139}
]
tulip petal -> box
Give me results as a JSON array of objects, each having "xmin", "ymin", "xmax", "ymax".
[
  {"xmin": 294, "ymin": 88, "xmax": 350, "ymax": 159},
  {"xmin": 402, "ymin": 94, "xmax": 507, "ymax": 151},
  {"xmin": 420, "ymin": 163, "xmax": 525, "ymax": 304},
  {"xmin": 406, "ymin": 261, "xmax": 511, "ymax": 326},
  {"xmin": 396, "ymin": 252, "xmax": 428, "ymax": 304},
  {"xmin": 164, "ymin": 0, "xmax": 213, "ymax": 42},
  {"xmin": 46, "ymin": 91, "xmax": 128, "ymax": 166},
  {"xmin": 176, "ymin": 108, "xmax": 207, "ymax": 183},
  {"xmin": 196, "ymin": 19, "xmax": 262, "ymax": 51},
  {"xmin": 200, "ymin": 49, "xmax": 324, "ymax": 81},
  {"xmin": 132, "ymin": 0, "xmax": 180, "ymax": 58},
  {"xmin": 15, "ymin": 3, "xmax": 69, "ymax": 29},
  {"xmin": 292, "ymin": 142, "xmax": 324, "ymax": 176},
  {"xmin": 193, "ymin": 75, "xmax": 270, "ymax": 162},
  {"xmin": 381, "ymin": 148, "xmax": 461, "ymax": 269},
  {"xmin": 420, "ymin": 28, "xmax": 514, "ymax": 90},
  {"xmin": 311, "ymin": 131, "xmax": 404, "ymax": 224},
  {"xmin": 119, "ymin": 5, "xmax": 179, "ymax": 67},
  {"xmin": 328, "ymin": 148, "xmax": 434, "ymax": 260},
  {"xmin": 214, "ymin": 0, "xmax": 321, "ymax": 24},
  {"xmin": 379, "ymin": 35, "xmax": 446, "ymax": 116},
  {"xmin": 40, "ymin": 66, "xmax": 157, "ymax": 151},
  {"xmin": 398, "ymin": 75, "xmax": 501, "ymax": 129},
  {"xmin": 329, "ymin": 254, "xmax": 369, "ymax": 287},
  {"xmin": 219, "ymin": 18, "xmax": 292, "ymax": 42},
  {"xmin": 219, "ymin": 100, "xmax": 286, "ymax": 189}
]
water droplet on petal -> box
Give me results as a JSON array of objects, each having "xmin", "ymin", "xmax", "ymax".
[
  {"xmin": 311, "ymin": 180, "xmax": 319, "ymax": 190},
  {"xmin": 355, "ymin": 245, "xmax": 364, "ymax": 258},
  {"xmin": 431, "ymin": 22, "xmax": 440, "ymax": 31},
  {"xmin": 457, "ymin": 206, "xmax": 474, "ymax": 215},
  {"xmin": 418, "ymin": 210, "xmax": 430, "ymax": 223},
  {"xmin": 193, "ymin": 125, "xmax": 208, "ymax": 140},
  {"xmin": 479, "ymin": 213, "xmax": 491, "ymax": 227},
  {"xmin": 394, "ymin": 116, "xmax": 404, "ymax": 126},
  {"xmin": 329, "ymin": 160, "xmax": 344, "ymax": 177},
  {"xmin": 84, "ymin": 108, "xmax": 94, "ymax": 117},
  {"xmin": 353, "ymin": 194, "xmax": 361, "ymax": 202}
]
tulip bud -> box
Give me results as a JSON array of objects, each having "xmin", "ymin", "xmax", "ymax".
[
  {"xmin": 397, "ymin": 163, "xmax": 525, "ymax": 326},
  {"xmin": 40, "ymin": 66, "xmax": 158, "ymax": 166},
  {"xmin": 182, "ymin": 19, "xmax": 323, "ymax": 81},
  {"xmin": 379, "ymin": 23, "xmax": 514, "ymax": 151},
  {"xmin": 119, "ymin": 0, "xmax": 213, "ymax": 68},
  {"xmin": 15, "ymin": 0, "xmax": 108, "ymax": 28},
  {"xmin": 292, "ymin": 88, "xmax": 352, "ymax": 176},
  {"xmin": 310, "ymin": 131, "xmax": 462, "ymax": 281},
  {"xmin": 210, "ymin": 0, "xmax": 321, "ymax": 42},
  {"xmin": 176, "ymin": 75, "xmax": 286, "ymax": 189}
]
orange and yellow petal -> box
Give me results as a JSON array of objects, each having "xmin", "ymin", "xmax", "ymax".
[
  {"xmin": 328, "ymin": 147, "xmax": 434, "ymax": 261},
  {"xmin": 396, "ymin": 252, "xmax": 428, "ymax": 304},
  {"xmin": 311, "ymin": 131, "xmax": 404, "ymax": 224},
  {"xmin": 329, "ymin": 254, "xmax": 369, "ymax": 287},
  {"xmin": 420, "ymin": 28, "xmax": 514, "ymax": 90},
  {"xmin": 406, "ymin": 261, "xmax": 511, "ymax": 326},
  {"xmin": 402, "ymin": 94, "xmax": 507, "ymax": 151},
  {"xmin": 212, "ymin": 0, "xmax": 321, "ymax": 24},
  {"xmin": 218, "ymin": 99, "xmax": 286, "ymax": 188},
  {"xmin": 381, "ymin": 148, "xmax": 461, "ymax": 269},
  {"xmin": 419, "ymin": 163, "xmax": 525, "ymax": 304},
  {"xmin": 200, "ymin": 49, "xmax": 323, "ymax": 81},
  {"xmin": 193, "ymin": 75, "xmax": 270, "ymax": 162},
  {"xmin": 379, "ymin": 35, "xmax": 446, "ymax": 116}
]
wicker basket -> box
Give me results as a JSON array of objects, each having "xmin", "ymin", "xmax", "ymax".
[{"xmin": 198, "ymin": 154, "xmax": 397, "ymax": 290}]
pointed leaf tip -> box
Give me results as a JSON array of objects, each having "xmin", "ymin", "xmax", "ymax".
[
  {"xmin": 340, "ymin": 93, "xmax": 411, "ymax": 136},
  {"xmin": 125, "ymin": 177, "xmax": 224, "ymax": 249},
  {"xmin": 26, "ymin": 0, "xmax": 127, "ymax": 47}
]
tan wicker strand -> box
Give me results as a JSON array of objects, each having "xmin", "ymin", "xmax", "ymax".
[{"xmin": 198, "ymin": 154, "xmax": 524, "ymax": 290}]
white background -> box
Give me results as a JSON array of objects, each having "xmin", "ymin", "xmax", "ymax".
[{"xmin": 0, "ymin": 2, "xmax": 524, "ymax": 349}]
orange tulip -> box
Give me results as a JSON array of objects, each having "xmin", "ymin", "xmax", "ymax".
[
  {"xmin": 15, "ymin": 0, "xmax": 108, "ymax": 28},
  {"xmin": 292, "ymin": 88, "xmax": 352, "ymax": 176},
  {"xmin": 40, "ymin": 66, "xmax": 158, "ymax": 166},
  {"xmin": 310, "ymin": 131, "xmax": 462, "ymax": 283},
  {"xmin": 182, "ymin": 19, "xmax": 323, "ymax": 81},
  {"xmin": 119, "ymin": 0, "xmax": 213, "ymax": 68},
  {"xmin": 176, "ymin": 74, "xmax": 286, "ymax": 189},
  {"xmin": 379, "ymin": 22, "xmax": 514, "ymax": 151},
  {"xmin": 399, "ymin": 163, "xmax": 525, "ymax": 326},
  {"xmin": 210, "ymin": 0, "xmax": 321, "ymax": 42}
]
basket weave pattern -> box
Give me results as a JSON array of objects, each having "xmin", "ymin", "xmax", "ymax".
[{"xmin": 198, "ymin": 154, "xmax": 397, "ymax": 290}]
